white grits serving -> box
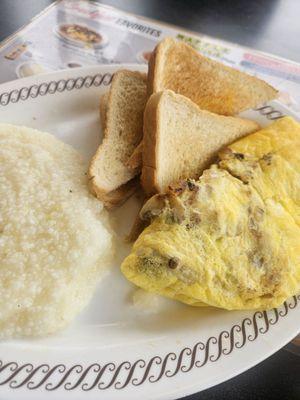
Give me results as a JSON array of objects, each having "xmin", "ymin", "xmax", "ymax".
[{"xmin": 0, "ymin": 124, "xmax": 113, "ymax": 338}]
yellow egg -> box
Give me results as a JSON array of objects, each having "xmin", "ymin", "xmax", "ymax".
[{"xmin": 121, "ymin": 117, "xmax": 300, "ymax": 310}]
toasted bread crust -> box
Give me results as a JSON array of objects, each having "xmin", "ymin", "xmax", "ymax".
[
  {"xmin": 141, "ymin": 91, "xmax": 164, "ymax": 195},
  {"xmin": 88, "ymin": 70, "xmax": 147, "ymax": 208},
  {"xmin": 148, "ymin": 38, "xmax": 277, "ymax": 115},
  {"xmin": 99, "ymin": 92, "xmax": 109, "ymax": 133},
  {"xmin": 89, "ymin": 176, "xmax": 139, "ymax": 210},
  {"xmin": 126, "ymin": 141, "xmax": 143, "ymax": 170},
  {"xmin": 147, "ymin": 45, "xmax": 158, "ymax": 97}
]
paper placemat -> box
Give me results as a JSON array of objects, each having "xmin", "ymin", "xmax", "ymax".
[{"xmin": 0, "ymin": 0, "xmax": 299, "ymax": 118}]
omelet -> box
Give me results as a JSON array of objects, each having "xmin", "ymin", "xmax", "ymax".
[{"xmin": 121, "ymin": 117, "xmax": 300, "ymax": 310}]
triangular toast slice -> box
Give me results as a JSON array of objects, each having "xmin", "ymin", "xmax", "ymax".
[
  {"xmin": 148, "ymin": 37, "xmax": 277, "ymax": 115},
  {"xmin": 141, "ymin": 90, "xmax": 260, "ymax": 195}
]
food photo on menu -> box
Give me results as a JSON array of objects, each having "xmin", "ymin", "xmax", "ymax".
[{"xmin": 0, "ymin": 1, "xmax": 299, "ymax": 400}]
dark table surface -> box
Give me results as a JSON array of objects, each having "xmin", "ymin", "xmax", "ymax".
[{"xmin": 0, "ymin": 1, "xmax": 299, "ymax": 400}]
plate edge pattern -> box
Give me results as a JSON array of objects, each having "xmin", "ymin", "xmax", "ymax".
[
  {"xmin": 0, "ymin": 73, "xmax": 285, "ymax": 121},
  {"xmin": 0, "ymin": 73, "xmax": 113, "ymax": 106},
  {"xmin": 0, "ymin": 72, "xmax": 293, "ymax": 392},
  {"xmin": 0, "ymin": 295, "xmax": 298, "ymax": 391}
]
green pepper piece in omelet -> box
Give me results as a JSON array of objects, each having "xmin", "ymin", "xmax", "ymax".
[{"xmin": 121, "ymin": 117, "xmax": 300, "ymax": 310}]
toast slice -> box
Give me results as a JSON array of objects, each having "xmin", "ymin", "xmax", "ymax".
[
  {"xmin": 148, "ymin": 38, "xmax": 277, "ymax": 115},
  {"xmin": 94, "ymin": 90, "xmax": 138, "ymax": 209},
  {"xmin": 95, "ymin": 177, "xmax": 140, "ymax": 210},
  {"xmin": 127, "ymin": 141, "xmax": 143, "ymax": 170},
  {"xmin": 99, "ymin": 91, "xmax": 109, "ymax": 131},
  {"xmin": 89, "ymin": 70, "xmax": 147, "ymax": 208},
  {"xmin": 141, "ymin": 90, "xmax": 260, "ymax": 195}
]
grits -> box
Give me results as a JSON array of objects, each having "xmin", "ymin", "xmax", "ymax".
[{"xmin": 0, "ymin": 124, "xmax": 113, "ymax": 338}]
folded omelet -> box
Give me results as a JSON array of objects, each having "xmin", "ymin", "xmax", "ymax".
[{"xmin": 121, "ymin": 117, "xmax": 300, "ymax": 310}]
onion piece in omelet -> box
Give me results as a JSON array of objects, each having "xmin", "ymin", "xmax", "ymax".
[{"xmin": 121, "ymin": 117, "xmax": 300, "ymax": 310}]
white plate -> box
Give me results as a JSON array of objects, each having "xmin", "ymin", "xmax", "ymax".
[{"xmin": 0, "ymin": 65, "xmax": 299, "ymax": 400}]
